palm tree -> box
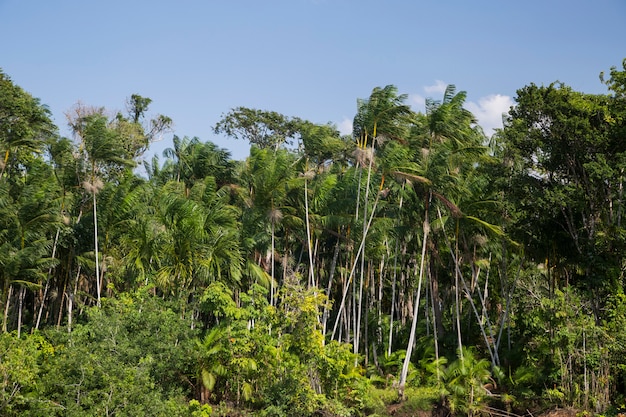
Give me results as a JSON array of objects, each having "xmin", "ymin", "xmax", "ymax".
[
  {"xmin": 150, "ymin": 176, "xmax": 243, "ymax": 317},
  {"xmin": 92, "ymin": 172, "xmax": 146, "ymax": 294},
  {"xmin": 198, "ymin": 326, "xmax": 229, "ymax": 402},
  {"xmin": 69, "ymin": 112, "xmax": 135, "ymax": 306},
  {"xmin": 332, "ymin": 85, "xmax": 414, "ymax": 354},
  {"xmin": 445, "ymin": 347, "xmax": 494, "ymax": 416},
  {"xmin": 398, "ymin": 84, "xmax": 492, "ymax": 393},
  {"xmin": 0, "ymin": 159, "xmax": 60, "ymax": 333},
  {"xmin": 239, "ymin": 147, "xmax": 297, "ymax": 303},
  {"xmin": 154, "ymin": 182, "xmax": 209, "ymax": 298}
]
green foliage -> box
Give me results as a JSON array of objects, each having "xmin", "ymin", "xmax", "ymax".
[
  {"xmin": 214, "ymin": 107, "xmax": 304, "ymax": 150},
  {"xmin": 402, "ymin": 386, "xmax": 441, "ymax": 412},
  {"xmin": 444, "ymin": 347, "xmax": 494, "ymax": 416},
  {"xmin": 0, "ymin": 333, "xmax": 56, "ymax": 416},
  {"xmin": 318, "ymin": 340, "xmax": 363, "ymax": 397},
  {"xmin": 3, "ymin": 62, "xmax": 626, "ymax": 416},
  {"xmin": 35, "ymin": 291, "xmax": 198, "ymax": 416},
  {"xmin": 0, "ymin": 70, "xmax": 55, "ymax": 179},
  {"xmin": 189, "ymin": 399, "xmax": 213, "ymax": 416}
]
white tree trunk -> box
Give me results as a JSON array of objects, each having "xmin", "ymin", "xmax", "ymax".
[{"xmin": 398, "ymin": 213, "xmax": 429, "ymax": 395}]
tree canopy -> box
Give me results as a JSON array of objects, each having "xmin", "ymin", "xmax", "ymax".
[{"xmin": 1, "ymin": 61, "xmax": 626, "ymax": 416}]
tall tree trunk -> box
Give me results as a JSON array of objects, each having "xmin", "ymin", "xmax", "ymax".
[
  {"xmin": 377, "ymin": 256, "xmax": 384, "ymax": 364},
  {"xmin": 331, "ymin": 192, "xmax": 381, "ymax": 340},
  {"xmin": 388, "ymin": 249, "xmax": 398, "ymax": 356},
  {"xmin": 388, "ymin": 182, "xmax": 405, "ymax": 356},
  {"xmin": 3, "ymin": 284, "xmax": 12, "ymax": 333},
  {"xmin": 322, "ymin": 238, "xmax": 341, "ymax": 337},
  {"xmin": 270, "ymin": 219, "xmax": 275, "ymax": 307},
  {"xmin": 454, "ymin": 220, "xmax": 463, "ymax": 358},
  {"xmin": 441, "ymin": 212, "xmax": 499, "ymax": 367},
  {"xmin": 17, "ymin": 286, "xmax": 25, "ymax": 338},
  {"xmin": 36, "ymin": 228, "xmax": 60, "ymax": 330},
  {"xmin": 429, "ymin": 266, "xmax": 442, "ymax": 383},
  {"xmin": 354, "ymin": 256, "xmax": 365, "ymax": 356},
  {"xmin": 304, "ymin": 172, "xmax": 315, "ymax": 289},
  {"xmin": 399, "ymin": 210, "xmax": 429, "ymax": 396},
  {"xmin": 93, "ymin": 189, "xmax": 101, "ymax": 307},
  {"xmin": 496, "ymin": 258, "xmax": 523, "ymax": 357},
  {"xmin": 68, "ymin": 265, "xmax": 81, "ymax": 332}
]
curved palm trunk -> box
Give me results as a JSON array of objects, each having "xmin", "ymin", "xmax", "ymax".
[{"xmin": 399, "ymin": 207, "xmax": 429, "ymax": 395}]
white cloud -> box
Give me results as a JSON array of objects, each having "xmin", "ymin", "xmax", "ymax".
[
  {"xmin": 408, "ymin": 81, "xmax": 447, "ymax": 113},
  {"xmin": 409, "ymin": 93, "xmax": 426, "ymax": 113},
  {"xmin": 424, "ymin": 80, "xmax": 448, "ymax": 95},
  {"xmin": 465, "ymin": 94, "xmax": 514, "ymax": 136},
  {"xmin": 337, "ymin": 117, "xmax": 353, "ymax": 136},
  {"xmin": 339, "ymin": 88, "xmax": 513, "ymax": 140}
]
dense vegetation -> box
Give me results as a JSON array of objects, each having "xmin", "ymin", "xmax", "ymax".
[{"xmin": 1, "ymin": 59, "xmax": 626, "ymax": 416}]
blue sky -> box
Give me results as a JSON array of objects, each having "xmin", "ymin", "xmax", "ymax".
[{"xmin": 1, "ymin": 0, "xmax": 624, "ymax": 162}]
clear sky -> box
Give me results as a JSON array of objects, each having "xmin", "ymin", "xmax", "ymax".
[{"xmin": 1, "ymin": 0, "xmax": 624, "ymax": 162}]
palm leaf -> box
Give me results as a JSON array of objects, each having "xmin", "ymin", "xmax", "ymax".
[
  {"xmin": 390, "ymin": 170, "xmax": 431, "ymax": 185},
  {"xmin": 464, "ymin": 216, "xmax": 504, "ymax": 237},
  {"xmin": 201, "ymin": 369, "xmax": 217, "ymax": 392}
]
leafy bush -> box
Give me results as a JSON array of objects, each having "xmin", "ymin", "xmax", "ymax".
[{"xmin": 34, "ymin": 291, "xmax": 198, "ymax": 416}]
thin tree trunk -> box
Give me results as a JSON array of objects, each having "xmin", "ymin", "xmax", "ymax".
[
  {"xmin": 338, "ymin": 267, "xmax": 346, "ymax": 343},
  {"xmin": 93, "ymin": 190, "xmax": 101, "ymax": 307},
  {"xmin": 56, "ymin": 281, "xmax": 66, "ymax": 329},
  {"xmin": 36, "ymin": 228, "xmax": 61, "ymax": 330},
  {"xmin": 372, "ymin": 256, "xmax": 382, "ymax": 368},
  {"xmin": 352, "ymin": 264, "xmax": 357, "ymax": 349},
  {"xmin": 480, "ymin": 254, "xmax": 491, "ymax": 325},
  {"xmin": 399, "ymin": 210, "xmax": 429, "ymax": 395},
  {"xmin": 454, "ymin": 220, "xmax": 463, "ymax": 358},
  {"xmin": 354, "ymin": 255, "xmax": 365, "ymax": 356},
  {"xmin": 17, "ymin": 286, "xmax": 25, "ymax": 338},
  {"xmin": 270, "ymin": 219, "xmax": 275, "ymax": 307},
  {"xmin": 322, "ymin": 238, "xmax": 341, "ymax": 337},
  {"xmin": 362, "ymin": 262, "xmax": 371, "ymax": 367},
  {"xmin": 495, "ymin": 259, "xmax": 523, "ymax": 356},
  {"xmin": 429, "ymin": 266, "xmax": 442, "ymax": 383},
  {"xmin": 3, "ymin": 284, "xmax": 12, "ymax": 332},
  {"xmin": 331, "ymin": 191, "xmax": 381, "ymax": 340},
  {"xmin": 429, "ymin": 253, "xmax": 445, "ymax": 340},
  {"xmin": 389, "ymin": 183, "xmax": 405, "ymax": 355},
  {"xmin": 377, "ymin": 256, "xmax": 384, "ymax": 362},
  {"xmin": 68, "ymin": 265, "xmax": 81, "ymax": 332},
  {"xmin": 618, "ymin": 169, "xmax": 623, "ymax": 228},
  {"xmin": 355, "ymin": 139, "xmax": 376, "ymax": 354},
  {"xmin": 439, "ymin": 210, "xmax": 499, "ymax": 367},
  {"xmin": 304, "ymin": 173, "xmax": 315, "ymax": 288},
  {"xmin": 388, "ymin": 249, "xmax": 398, "ymax": 356}
]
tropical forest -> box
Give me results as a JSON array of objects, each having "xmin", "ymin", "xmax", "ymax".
[{"xmin": 1, "ymin": 59, "xmax": 626, "ymax": 417}]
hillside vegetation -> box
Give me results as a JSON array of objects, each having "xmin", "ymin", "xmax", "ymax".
[{"xmin": 1, "ymin": 60, "xmax": 626, "ymax": 416}]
